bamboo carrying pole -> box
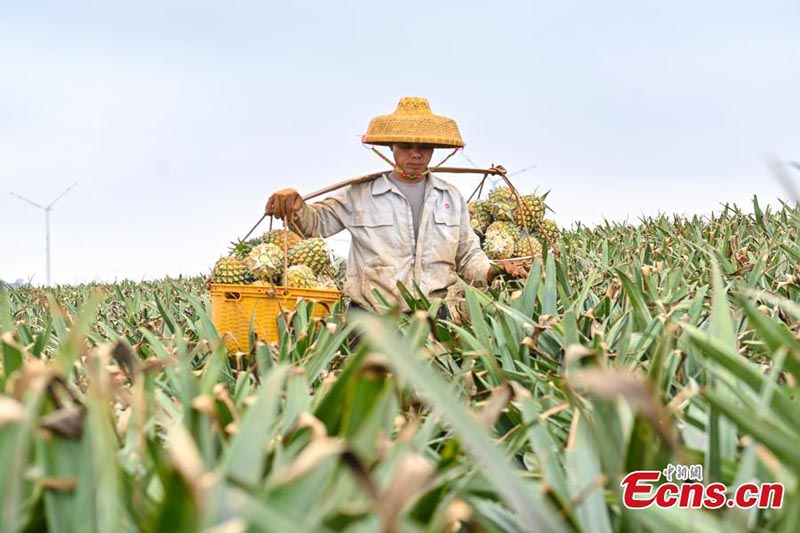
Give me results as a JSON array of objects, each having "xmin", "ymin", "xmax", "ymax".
[
  {"xmin": 301, "ymin": 166, "xmax": 508, "ymax": 202},
  {"xmin": 241, "ymin": 166, "xmax": 509, "ymax": 242}
]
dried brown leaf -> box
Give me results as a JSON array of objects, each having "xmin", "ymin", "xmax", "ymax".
[
  {"xmin": 166, "ymin": 422, "xmax": 206, "ymax": 504},
  {"xmin": 39, "ymin": 477, "xmax": 77, "ymax": 491},
  {"xmin": 293, "ymin": 411, "xmax": 327, "ymax": 441},
  {"xmin": 378, "ymin": 452, "xmax": 435, "ymax": 533},
  {"xmin": 0, "ymin": 396, "xmax": 25, "ymax": 426},
  {"xmin": 110, "ymin": 339, "xmax": 136, "ymax": 377},
  {"xmin": 475, "ymin": 383, "xmax": 513, "ymax": 430},
  {"xmin": 569, "ymin": 368, "xmax": 676, "ymax": 449},
  {"xmin": 39, "ymin": 408, "xmax": 85, "ymax": 439},
  {"xmin": 274, "ymin": 437, "xmax": 345, "ymax": 485}
]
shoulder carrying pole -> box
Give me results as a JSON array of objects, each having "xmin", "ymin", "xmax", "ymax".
[
  {"xmin": 242, "ymin": 166, "xmax": 508, "ymax": 241},
  {"xmin": 301, "ymin": 165, "xmax": 508, "ymax": 202}
]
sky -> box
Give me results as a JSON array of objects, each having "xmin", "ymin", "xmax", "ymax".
[{"xmin": 1, "ymin": 1, "xmax": 798, "ymax": 285}]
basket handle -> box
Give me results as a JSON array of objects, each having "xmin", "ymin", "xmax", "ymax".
[{"xmin": 224, "ymin": 292, "xmax": 241, "ymax": 301}]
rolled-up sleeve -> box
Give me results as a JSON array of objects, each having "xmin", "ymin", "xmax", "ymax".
[
  {"xmin": 454, "ymin": 196, "xmax": 491, "ymax": 285},
  {"xmin": 292, "ymin": 186, "xmax": 351, "ymax": 238}
]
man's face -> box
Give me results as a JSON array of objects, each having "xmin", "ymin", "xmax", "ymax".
[{"xmin": 391, "ymin": 143, "xmax": 435, "ymax": 176}]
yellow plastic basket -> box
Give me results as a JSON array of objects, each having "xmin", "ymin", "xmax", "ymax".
[{"xmin": 210, "ymin": 283, "xmax": 341, "ymax": 352}]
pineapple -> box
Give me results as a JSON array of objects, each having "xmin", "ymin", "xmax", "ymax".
[
  {"xmin": 484, "ymin": 231, "xmax": 515, "ymax": 260},
  {"xmin": 263, "ymin": 229, "xmax": 303, "ymax": 251},
  {"xmin": 288, "ymin": 238, "xmax": 332, "ymax": 276},
  {"xmin": 484, "ymin": 220, "xmax": 522, "ymax": 259},
  {"xmin": 514, "ymin": 236, "xmax": 543, "ymax": 258},
  {"xmin": 247, "ymin": 243, "xmax": 285, "ymax": 282},
  {"xmin": 513, "ymin": 195, "xmax": 546, "ymax": 232},
  {"xmin": 211, "ymin": 257, "xmax": 253, "ymax": 285},
  {"xmin": 485, "ymin": 221, "xmax": 521, "ymax": 242},
  {"xmin": 286, "ymin": 264, "xmax": 319, "ymax": 288},
  {"xmin": 487, "ymin": 186, "xmax": 519, "ymax": 222},
  {"xmin": 315, "ymin": 275, "xmax": 338, "ymax": 290},
  {"xmin": 468, "ymin": 200, "xmax": 493, "ymax": 236},
  {"xmin": 536, "ymin": 219, "xmax": 560, "ymax": 246}
]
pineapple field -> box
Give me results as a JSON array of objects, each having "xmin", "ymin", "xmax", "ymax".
[{"xmin": 3, "ymin": 197, "xmax": 800, "ymax": 532}]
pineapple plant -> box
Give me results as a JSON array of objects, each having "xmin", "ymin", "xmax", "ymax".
[
  {"xmin": 6, "ymin": 196, "xmax": 800, "ymax": 533},
  {"xmin": 247, "ymin": 243, "xmax": 285, "ymax": 282}
]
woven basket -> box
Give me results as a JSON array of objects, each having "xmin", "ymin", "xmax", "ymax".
[{"xmin": 210, "ymin": 283, "xmax": 341, "ymax": 353}]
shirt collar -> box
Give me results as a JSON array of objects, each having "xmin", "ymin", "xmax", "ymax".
[{"xmin": 371, "ymin": 171, "xmax": 447, "ymax": 196}]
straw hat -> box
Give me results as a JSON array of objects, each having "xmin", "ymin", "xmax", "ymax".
[{"xmin": 362, "ymin": 97, "xmax": 465, "ymax": 148}]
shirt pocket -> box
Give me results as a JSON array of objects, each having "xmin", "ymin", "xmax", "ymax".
[
  {"xmin": 350, "ymin": 210, "xmax": 397, "ymax": 265},
  {"xmin": 430, "ymin": 209, "xmax": 460, "ymax": 265},
  {"xmin": 361, "ymin": 264, "xmax": 400, "ymax": 307},
  {"xmin": 352, "ymin": 211, "xmax": 394, "ymax": 227}
]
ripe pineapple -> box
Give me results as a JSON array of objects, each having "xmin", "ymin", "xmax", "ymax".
[
  {"xmin": 288, "ymin": 238, "xmax": 332, "ymax": 276},
  {"xmin": 485, "ymin": 220, "xmax": 531, "ymax": 259},
  {"xmin": 315, "ymin": 275, "xmax": 338, "ymax": 290},
  {"xmin": 263, "ymin": 229, "xmax": 303, "ymax": 251},
  {"xmin": 211, "ymin": 257, "xmax": 254, "ymax": 285},
  {"xmin": 484, "ymin": 231, "xmax": 515, "ymax": 259},
  {"xmin": 513, "ymin": 195, "xmax": 546, "ymax": 232},
  {"xmin": 485, "ymin": 220, "xmax": 521, "ymax": 242},
  {"xmin": 536, "ymin": 219, "xmax": 560, "ymax": 246},
  {"xmin": 286, "ymin": 264, "xmax": 319, "ymax": 288},
  {"xmin": 247, "ymin": 243, "xmax": 285, "ymax": 282},
  {"xmin": 514, "ymin": 236, "xmax": 543, "ymax": 258},
  {"xmin": 468, "ymin": 200, "xmax": 493, "ymax": 236},
  {"xmin": 487, "ymin": 186, "xmax": 520, "ymax": 222}
]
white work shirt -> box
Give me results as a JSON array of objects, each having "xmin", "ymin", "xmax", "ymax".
[
  {"xmin": 387, "ymin": 171, "xmax": 426, "ymax": 239},
  {"xmin": 293, "ymin": 172, "xmax": 491, "ymax": 310}
]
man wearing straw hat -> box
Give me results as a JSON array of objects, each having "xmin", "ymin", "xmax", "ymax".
[{"xmin": 266, "ymin": 96, "xmax": 526, "ymax": 314}]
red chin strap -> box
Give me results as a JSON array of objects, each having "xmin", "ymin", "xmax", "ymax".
[{"xmin": 363, "ymin": 142, "xmax": 461, "ymax": 180}]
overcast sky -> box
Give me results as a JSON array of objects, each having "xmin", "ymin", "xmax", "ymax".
[{"xmin": 1, "ymin": 1, "xmax": 798, "ymax": 285}]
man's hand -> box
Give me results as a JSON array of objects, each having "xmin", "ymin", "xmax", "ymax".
[
  {"xmin": 487, "ymin": 260, "xmax": 529, "ymax": 283},
  {"xmin": 265, "ymin": 189, "xmax": 304, "ymax": 219}
]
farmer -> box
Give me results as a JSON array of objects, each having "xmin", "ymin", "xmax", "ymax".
[{"xmin": 265, "ymin": 96, "xmax": 526, "ymax": 313}]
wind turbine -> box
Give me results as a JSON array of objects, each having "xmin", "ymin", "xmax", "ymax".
[{"xmin": 10, "ymin": 182, "xmax": 79, "ymax": 286}]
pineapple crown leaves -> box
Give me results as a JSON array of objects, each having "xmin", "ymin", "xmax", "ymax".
[{"xmin": 228, "ymin": 237, "xmax": 263, "ymax": 259}]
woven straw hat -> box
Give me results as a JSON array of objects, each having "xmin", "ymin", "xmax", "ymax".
[{"xmin": 362, "ymin": 97, "xmax": 465, "ymax": 148}]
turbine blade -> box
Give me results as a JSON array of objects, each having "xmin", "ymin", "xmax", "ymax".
[
  {"xmin": 10, "ymin": 192, "xmax": 45, "ymax": 210},
  {"xmin": 48, "ymin": 181, "xmax": 79, "ymax": 208},
  {"xmin": 509, "ymin": 164, "xmax": 537, "ymax": 177},
  {"xmin": 459, "ymin": 151, "xmax": 480, "ymax": 168}
]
